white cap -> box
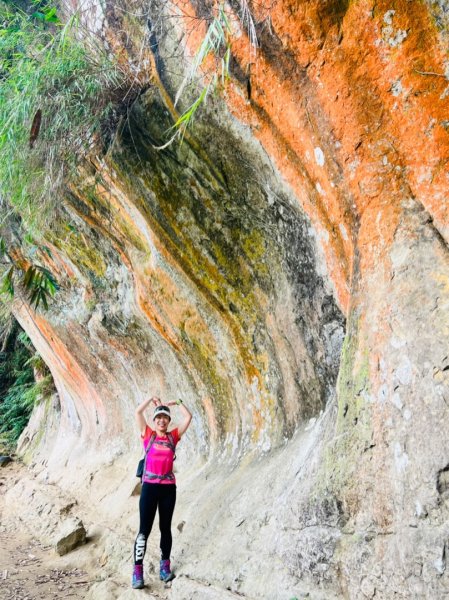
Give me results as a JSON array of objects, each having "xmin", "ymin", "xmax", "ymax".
[{"xmin": 153, "ymin": 405, "xmax": 171, "ymax": 420}]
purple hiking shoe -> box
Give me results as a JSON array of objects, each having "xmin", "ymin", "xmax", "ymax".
[
  {"xmin": 160, "ymin": 559, "xmax": 175, "ymax": 582},
  {"xmin": 132, "ymin": 564, "xmax": 144, "ymax": 589}
]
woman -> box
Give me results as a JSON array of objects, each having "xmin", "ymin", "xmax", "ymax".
[{"xmin": 132, "ymin": 396, "xmax": 192, "ymax": 589}]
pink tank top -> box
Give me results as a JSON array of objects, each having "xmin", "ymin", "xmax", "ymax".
[{"xmin": 141, "ymin": 426, "xmax": 180, "ymax": 485}]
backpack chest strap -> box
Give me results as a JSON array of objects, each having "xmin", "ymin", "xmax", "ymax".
[{"xmin": 144, "ymin": 471, "xmax": 175, "ymax": 481}]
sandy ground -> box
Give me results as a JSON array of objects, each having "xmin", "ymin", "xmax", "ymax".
[
  {"xmin": 0, "ymin": 534, "xmax": 90, "ymax": 600},
  {"xmin": 0, "ymin": 463, "xmax": 91, "ymax": 600},
  {"xmin": 0, "ymin": 462, "xmax": 175, "ymax": 600},
  {"xmin": 0, "ymin": 475, "xmax": 90, "ymax": 599}
]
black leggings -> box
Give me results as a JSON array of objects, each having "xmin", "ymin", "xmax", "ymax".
[{"xmin": 133, "ymin": 483, "xmax": 176, "ymax": 564}]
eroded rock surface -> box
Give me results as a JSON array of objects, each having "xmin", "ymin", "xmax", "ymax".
[{"xmin": 8, "ymin": 1, "xmax": 449, "ymax": 598}]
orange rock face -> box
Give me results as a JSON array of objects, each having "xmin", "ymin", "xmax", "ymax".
[
  {"xmin": 219, "ymin": 0, "xmax": 449, "ymax": 309},
  {"xmin": 11, "ymin": 1, "xmax": 449, "ymax": 598}
]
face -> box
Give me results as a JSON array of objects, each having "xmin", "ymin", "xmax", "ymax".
[{"xmin": 154, "ymin": 415, "xmax": 170, "ymax": 432}]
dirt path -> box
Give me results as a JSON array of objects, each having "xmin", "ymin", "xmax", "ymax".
[
  {"xmin": 0, "ymin": 462, "xmax": 173, "ymax": 600},
  {"xmin": 0, "ymin": 464, "xmax": 91, "ymax": 600},
  {"xmin": 0, "ymin": 533, "xmax": 90, "ymax": 600}
]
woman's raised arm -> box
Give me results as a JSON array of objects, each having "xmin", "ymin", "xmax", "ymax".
[
  {"xmin": 167, "ymin": 401, "xmax": 192, "ymax": 437},
  {"xmin": 136, "ymin": 396, "xmax": 160, "ymax": 436}
]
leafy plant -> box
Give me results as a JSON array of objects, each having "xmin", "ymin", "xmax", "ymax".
[
  {"xmin": 0, "ymin": 320, "xmax": 54, "ymax": 449},
  {"xmin": 175, "ymin": 3, "xmax": 232, "ymax": 106},
  {"xmin": 170, "ymin": 84, "xmax": 212, "ymax": 143},
  {"xmin": 158, "ymin": 3, "xmax": 233, "ymax": 147},
  {"xmin": 23, "ymin": 265, "xmax": 59, "ymax": 309},
  {"xmin": 0, "ymin": 0, "xmax": 125, "ymax": 232},
  {"xmin": 163, "ymin": 0, "xmax": 271, "ymax": 144},
  {"xmin": 0, "ymin": 236, "xmax": 59, "ymax": 310}
]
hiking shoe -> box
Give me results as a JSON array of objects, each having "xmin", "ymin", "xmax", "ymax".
[
  {"xmin": 160, "ymin": 559, "xmax": 175, "ymax": 582},
  {"xmin": 132, "ymin": 564, "xmax": 144, "ymax": 589}
]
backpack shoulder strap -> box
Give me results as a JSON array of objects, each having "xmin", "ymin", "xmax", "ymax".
[
  {"xmin": 167, "ymin": 431, "xmax": 176, "ymax": 460},
  {"xmin": 167, "ymin": 431, "xmax": 176, "ymax": 451},
  {"xmin": 145, "ymin": 431, "xmax": 157, "ymax": 455}
]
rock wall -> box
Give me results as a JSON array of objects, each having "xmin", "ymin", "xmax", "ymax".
[{"xmin": 10, "ymin": 1, "xmax": 449, "ymax": 598}]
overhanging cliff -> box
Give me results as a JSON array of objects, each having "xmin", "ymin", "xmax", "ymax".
[{"xmin": 5, "ymin": 1, "xmax": 449, "ymax": 598}]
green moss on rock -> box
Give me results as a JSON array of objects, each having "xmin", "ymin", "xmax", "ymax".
[
  {"xmin": 318, "ymin": 311, "xmax": 372, "ymax": 496},
  {"xmin": 50, "ymin": 224, "xmax": 106, "ymax": 279}
]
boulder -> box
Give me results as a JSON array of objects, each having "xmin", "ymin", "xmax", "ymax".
[
  {"xmin": 0, "ymin": 456, "xmax": 12, "ymax": 467},
  {"xmin": 55, "ymin": 518, "xmax": 87, "ymax": 556}
]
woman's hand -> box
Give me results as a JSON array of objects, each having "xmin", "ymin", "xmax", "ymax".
[{"xmin": 135, "ymin": 396, "xmax": 160, "ymax": 436}]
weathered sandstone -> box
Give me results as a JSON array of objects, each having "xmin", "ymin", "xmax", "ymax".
[{"xmin": 7, "ymin": 1, "xmax": 449, "ymax": 598}]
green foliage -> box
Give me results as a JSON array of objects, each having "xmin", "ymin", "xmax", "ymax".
[
  {"xmin": 173, "ymin": 85, "xmax": 211, "ymax": 137},
  {"xmin": 166, "ymin": 0, "xmax": 268, "ymax": 143},
  {"xmin": 163, "ymin": 3, "xmax": 233, "ymax": 146},
  {"xmin": 0, "ymin": 267, "xmax": 15, "ymax": 297},
  {"xmin": 0, "ymin": 0, "xmax": 125, "ymax": 231},
  {"xmin": 23, "ymin": 264, "xmax": 59, "ymax": 309},
  {"xmin": 0, "ymin": 319, "xmax": 53, "ymax": 449},
  {"xmin": 31, "ymin": 4, "xmax": 59, "ymax": 22},
  {"xmin": 0, "ymin": 0, "xmax": 123, "ymax": 309},
  {"xmin": 183, "ymin": 4, "xmax": 232, "ymax": 87},
  {"xmin": 0, "ymin": 235, "xmax": 59, "ymax": 309}
]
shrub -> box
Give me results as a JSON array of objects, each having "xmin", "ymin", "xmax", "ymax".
[
  {"xmin": 0, "ymin": 0, "xmax": 125, "ymax": 232},
  {"xmin": 0, "ymin": 321, "xmax": 54, "ymax": 449}
]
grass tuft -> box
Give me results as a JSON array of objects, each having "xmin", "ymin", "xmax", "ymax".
[{"xmin": 0, "ymin": 0, "xmax": 126, "ymax": 233}]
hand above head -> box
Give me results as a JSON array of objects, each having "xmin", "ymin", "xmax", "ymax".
[
  {"xmin": 166, "ymin": 399, "xmax": 183, "ymax": 407},
  {"xmin": 136, "ymin": 396, "xmax": 162, "ymax": 435},
  {"xmin": 170, "ymin": 399, "xmax": 192, "ymax": 437}
]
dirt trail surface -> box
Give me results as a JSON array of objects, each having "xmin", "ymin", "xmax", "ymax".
[
  {"xmin": 0, "ymin": 462, "xmax": 172, "ymax": 600},
  {"xmin": 0, "ymin": 534, "xmax": 89, "ymax": 599},
  {"xmin": 0, "ymin": 464, "xmax": 91, "ymax": 600}
]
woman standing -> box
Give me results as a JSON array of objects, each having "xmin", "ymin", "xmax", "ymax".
[{"xmin": 132, "ymin": 396, "xmax": 192, "ymax": 589}]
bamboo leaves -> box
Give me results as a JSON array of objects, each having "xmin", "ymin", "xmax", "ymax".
[
  {"xmin": 174, "ymin": 4, "xmax": 231, "ymax": 109},
  {"xmin": 31, "ymin": 5, "xmax": 59, "ymax": 23},
  {"xmin": 23, "ymin": 265, "xmax": 59, "ymax": 310},
  {"xmin": 0, "ymin": 322, "xmax": 54, "ymax": 449},
  {"xmin": 0, "ymin": 237, "xmax": 59, "ymax": 310},
  {"xmin": 1, "ymin": 267, "xmax": 15, "ymax": 297},
  {"xmin": 0, "ymin": 1, "xmax": 125, "ymax": 231},
  {"xmin": 165, "ymin": 3, "xmax": 232, "ymax": 145},
  {"xmin": 166, "ymin": 1, "xmax": 260, "ymax": 144}
]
